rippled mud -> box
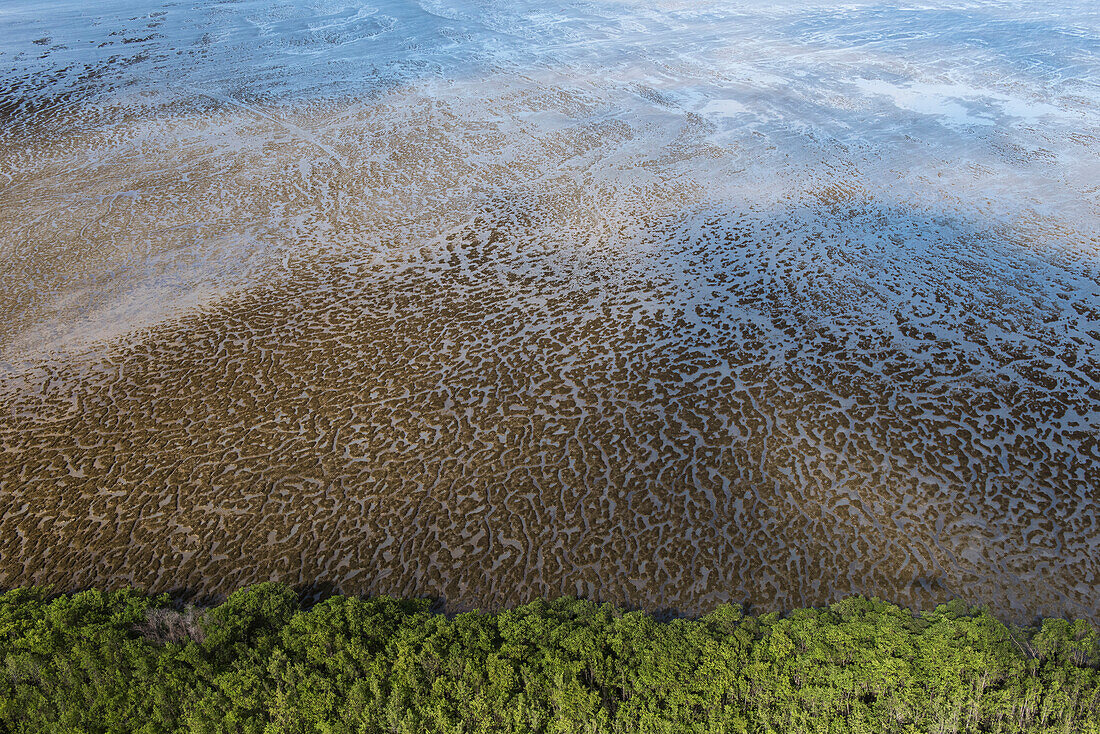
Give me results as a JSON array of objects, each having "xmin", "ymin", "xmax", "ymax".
[{"xmin": 1, "ymin": 1, "xmax": 1098, "ymax": 621}]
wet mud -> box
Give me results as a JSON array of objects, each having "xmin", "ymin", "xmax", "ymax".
[{"xmin": 1, "ymin": 1, "xmax": 1098, "ymax": 621}]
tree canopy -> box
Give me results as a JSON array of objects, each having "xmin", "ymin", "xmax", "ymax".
[{"xmin": 1, "ymin": 583, "xmax": 1097, "ymax": 733}]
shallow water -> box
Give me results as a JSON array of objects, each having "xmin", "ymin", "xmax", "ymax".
[{"xmin": 0, "ymin": 0, "xmax": 1098, "ymax": 620}]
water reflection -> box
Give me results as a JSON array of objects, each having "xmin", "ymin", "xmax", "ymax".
[{"xmin": 0, "ymin": 2, "xmax": 1097, "ymax": 621}]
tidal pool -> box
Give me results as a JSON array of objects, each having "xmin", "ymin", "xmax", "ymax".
[{"xmin": 0, "ymin": 0, "xmax": 1098, "ymax": 620}]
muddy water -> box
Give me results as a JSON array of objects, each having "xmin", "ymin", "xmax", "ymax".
[{"xmin": 1, "ymin": 1, "xmax": 1098, "ymax": 620}]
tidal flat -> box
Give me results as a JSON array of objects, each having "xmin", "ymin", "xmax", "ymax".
[{"xmin": 0, "ymin": 0, "xmax": 1097, "ymax": 622}]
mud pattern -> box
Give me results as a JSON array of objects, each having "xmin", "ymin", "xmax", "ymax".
[{"xmin": 1, "ymin": 1, "xmax": 1098, "ymax": 621}]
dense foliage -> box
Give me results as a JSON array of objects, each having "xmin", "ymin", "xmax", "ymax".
[{"xmin": 1, "ymin": 584, "xmax": 1098, "ymax": 733}]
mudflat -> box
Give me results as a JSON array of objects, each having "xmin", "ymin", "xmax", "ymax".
[{"xmin": 0, "ymin": 0, "xmax": 1097, "ymax": 621}]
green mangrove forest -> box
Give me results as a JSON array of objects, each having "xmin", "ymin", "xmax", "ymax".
[{"xmin": 1, "ymin": 583, "xmax": 1098, "ymax": 733}]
